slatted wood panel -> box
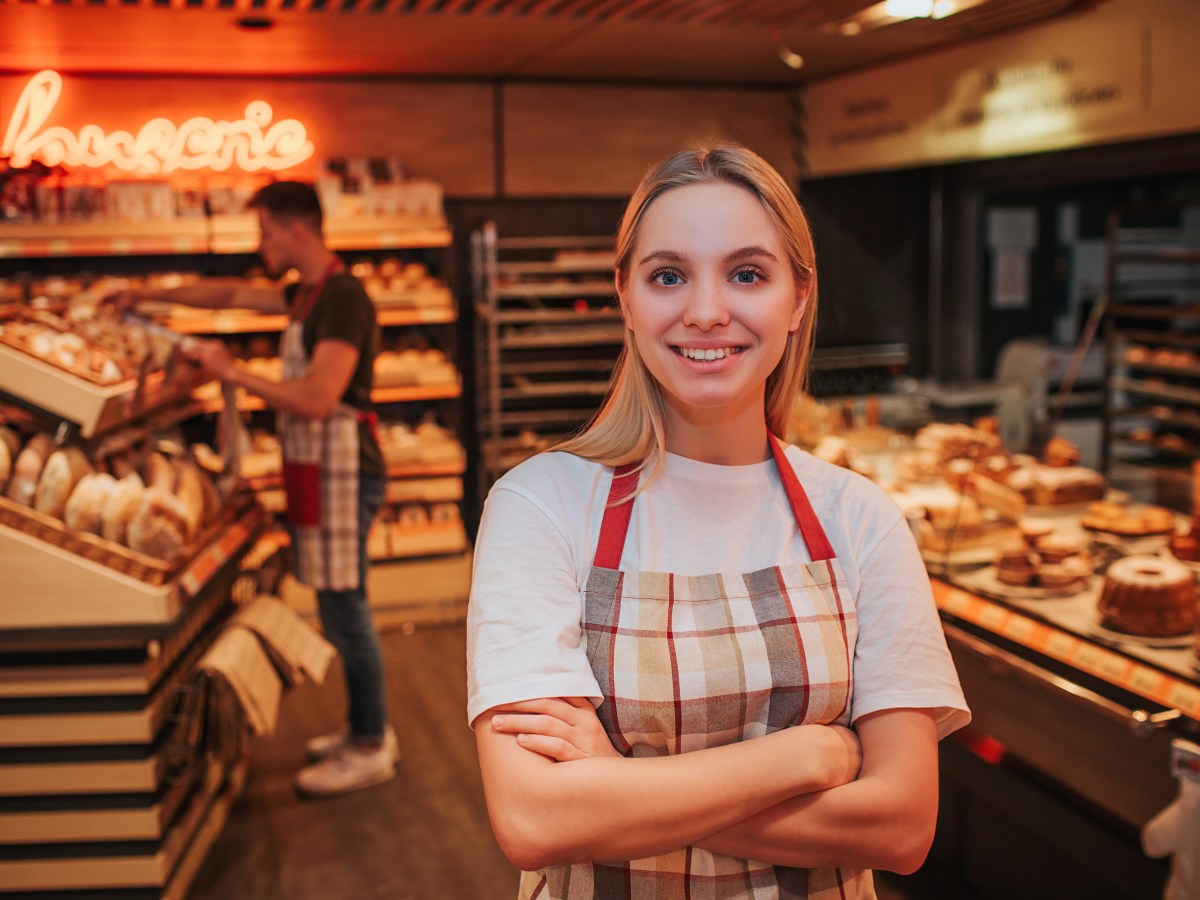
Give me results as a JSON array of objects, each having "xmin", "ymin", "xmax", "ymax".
[{"xmin": 0, "ymin": 0, "xmax": 1082, "ymax": 30}]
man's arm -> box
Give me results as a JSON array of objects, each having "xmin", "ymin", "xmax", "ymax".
[
  {"xmin": 190, "ymin": 337, "xmax": 360, "ymax": 420},
  {"xmin": 126, "ymin": 280, "xmax": 287, "ymax": 315}
]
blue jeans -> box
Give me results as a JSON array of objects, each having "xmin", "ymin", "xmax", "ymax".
[{"xmin": 315, "ymin": 472, "xmax": 387, "ymax": 742}]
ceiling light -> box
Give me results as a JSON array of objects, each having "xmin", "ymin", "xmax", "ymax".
[
  {"xmin": 884, "ymin": 0, "xmax": 933, "ymax": 17},
  {"xmin": 769, "ymin": 27, "xmax": 804, "ymax": 70}
]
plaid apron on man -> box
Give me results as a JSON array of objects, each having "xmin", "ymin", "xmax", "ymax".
[
  {"xmin": 520, "ymin": 437, "xmax": 873, "ymax": 900},
  {"xmin": 277, "ymin": 304, "xmax": 364, "ymax": 592}
]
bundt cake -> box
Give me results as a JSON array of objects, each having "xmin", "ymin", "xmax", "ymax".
[{"xmin": 1098, "ymin": 555, "xmax": 1196, "ymax": 637}]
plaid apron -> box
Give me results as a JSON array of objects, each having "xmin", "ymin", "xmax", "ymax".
[
  {"xmin": 521, "ymin": 436, "xmax": 872, "ymax": 900},
  {"xmin": 277, "ymin": 261, "xmax": 366, "ymax": 591}
]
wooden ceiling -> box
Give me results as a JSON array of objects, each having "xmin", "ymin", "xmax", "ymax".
[{"xmin": 0, "ymin": 0, "xmax": 1105, "ymax": 84}]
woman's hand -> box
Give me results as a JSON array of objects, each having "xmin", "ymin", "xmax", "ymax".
[{"xmin": 490, "ymin": 697, "xmax": 621, "ymax": 762}]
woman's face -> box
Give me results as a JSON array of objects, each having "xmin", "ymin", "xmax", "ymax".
[{"xmin": 620, "ymin": 181, "xmax": 805, "ymax": 430}]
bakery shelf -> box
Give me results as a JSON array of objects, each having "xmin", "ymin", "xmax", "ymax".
[
  {"xmin": 495, "ymin": 280, "xmax": 616, "ymax": 300},
  {"xmin": 369, "ymin": 521, "xmax": 469, "ymax": 561},
  {"xmin": 499, "ymin": 326, "xmax": 626, "ymax": 349},
  {"xmin": 196, "ymin": 381, "xmax": 461, "ymax": 413},
  {"xmin": 1109, "ymin": 302, "xmax": 1200, "ymax": 321},
  {"xmin": 208, "ymin": 213, "xmax": 451, "ymax": 254},
  {"xmin": 498, "ymin": 257, "xmax": 616, "ymax": 276},
  {"xmin": 385, "ymin": 475, "xmax": 463, "ymax": 505},
  {"xmin": 0, "ymin": 219, "xmax": 210, "ymax": 259},
  {"xmin": 155, "ymin": 303, "xmax": 454, "ymax": 336},
  {"xmin": 0, "ymin": 500, "xmax": 266, "ymax": 631},
  {"xmin": 1112, "ymin": 376, "xmax": 1200, "ymax": 407},
  {"xmin": 493, "ymin": 308, "xmax": 621, "ymax": 324},
  {"xmin": 1113, "ymin": 248, "xmax": 1200, "ymax": 265},
  {"xmin": 502, "ymin": 379, "xmax": 611, "ymax": 399},
  {"xmin": 0, "ymin": 213, "xmax": 450, "ymax": 259},
  {"xmin": 1117, "ymin": 328, "xmax": 1200, "ymax": 349},
  {"xmin": 0, "ymin": 343, "xmax": 207, "ymax": 439},
  {"xmin": 1122, "ymin": 360, "xmax": 1200, "ymax": 379}
]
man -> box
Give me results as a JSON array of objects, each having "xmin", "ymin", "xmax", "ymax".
[{"xmin": 124, "ymin": 182, "xmax": 397, "ymax": 797}]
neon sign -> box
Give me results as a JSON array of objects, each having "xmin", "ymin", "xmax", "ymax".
[{"xmin": 2, "ymin": 70, "xmax": 315, "ymax": 174}]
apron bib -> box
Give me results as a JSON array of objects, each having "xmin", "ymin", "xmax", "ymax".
[
  {"xmin": 277, "ymin": 261, "xmax": 372, "ymax": 592},
  {"xmin": 522, "ymin": 436, "xmax": 873, "ymax": 900}
]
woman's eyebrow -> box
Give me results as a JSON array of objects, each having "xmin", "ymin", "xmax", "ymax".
[
  {"xmin": 637, "ymin": 246, "xmax": 779, "ymax": 265},
  {"xmin": 638, "ymin": 249, "xmax": 687, "ymax": 265},
  {"xmin": 726, "ymin": 246, "xmax": 780, "ymax": 263}
]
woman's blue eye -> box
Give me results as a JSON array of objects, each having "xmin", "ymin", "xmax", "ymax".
[
  {"xmin": 653, "ymin": 270, "xmax": 682, "ymax": 286},
  {"xmin": 733, "ymin": 268, "xmax": 760, "ymax": 284}
]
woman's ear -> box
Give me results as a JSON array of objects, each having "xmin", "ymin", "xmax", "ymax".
[{"xmin": 789, "ymin": 282, "xmax": 811, "ymax": 333}]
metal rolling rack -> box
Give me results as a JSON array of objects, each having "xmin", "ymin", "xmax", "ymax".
[
  {"xmin": 472, "ymin": 223, "xmax": 621, "ymax": 495},
  {"xmin": 1100, "ymin": 203, "xmax": 1200, "ymax": 506}
]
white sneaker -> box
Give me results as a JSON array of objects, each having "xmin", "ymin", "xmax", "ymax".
[
  {"xmin": 306, "ymin": 726, "xmax": 400, "ymax": 763},
  {"xmin": 295, "ymin": 742, "xmax": 396, "ymax": 798}
]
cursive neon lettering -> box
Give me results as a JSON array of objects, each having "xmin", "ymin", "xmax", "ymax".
[{"xmin": 2, "ymin": 70, "xmax": 315, "ymax": 174}]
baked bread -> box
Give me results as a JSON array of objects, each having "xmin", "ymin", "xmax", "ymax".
[
  {"xmin": 101, "ymin": 472, "xmax": 145, "ymax": 544},
  {"xmin": 141, "ymin": 452, "xmax": 176, "ymax": 492},
  {"xmin": 172, "ymin": 459, "xmax": 208, "ymax": 538},
  {"xmin": 126, "ymin": 487, "xmax": 191, "ymax": 560},
  {"xmin": 0, "ymin": 426, "xmax": 19, "ymax": 493},
  {"xmin": 6, "ymin": 433, "xmax": 54, "ymax": 506},
  {"xmin": 64, "ymin": 472, "xmax": 117, "ymax": 534},
  {"xmin": 34, "ymin": 446, "xmax": 94, "ymax": 519}
]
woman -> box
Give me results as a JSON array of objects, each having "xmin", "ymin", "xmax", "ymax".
[{"xmin": 467, "ymin": 144, "xmax": 970, "ymax": 899}]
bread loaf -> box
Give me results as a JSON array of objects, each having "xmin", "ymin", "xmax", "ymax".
[
  {"xmin": 172, "ymin": 459, "xmax": 206, "ymax": 538},
  {"xmin": 35, "ymin": 446, "xmax": 95, "ymax": 519},
  {"xmin": 126, "ymin": 487, "xmax": 190, "ymax": 560},
  {"xmin": 7, "ymin": 433, "xmax": 56, "ymax": 507},
  {"xmin": 141, "ymin": 452, "xmax": 175, "ymax": 492},
  {"xmin": 101, "ymin": 472, "xmax": 145, "ymax": 544},
  {"xmin": 65, "ymin": 472, "xmax": 117, "ymax": 534},
  {"xmin": 0, "ymin": 426, "xmax": 19, "ymax": 494}
]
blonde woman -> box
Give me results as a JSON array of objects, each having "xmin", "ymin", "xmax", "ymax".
[{"xmin": 467, "ymin": 144, "xmax": 969, "ymax": 899}]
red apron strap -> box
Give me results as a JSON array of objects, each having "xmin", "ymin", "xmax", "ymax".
[
  {"xmin": 593, "ymin": 463, "xmax": 639, "ymax": 570},
  {"xmin": 591, "ymin": 437, "xmax": 835, "ymax": 570},
  {"xmin": 769, "ymin": 433, "xmax": 836, "ymax": 562},
  {"xmin": 291, "ymin": 257, "xmax": 344, "ymax": 323}
]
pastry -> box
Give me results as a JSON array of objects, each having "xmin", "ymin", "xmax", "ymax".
[
  {"xmin": 141, "ymin": 452, "xmax": 176, "ymax": 492},
  {"xmin": 1098, "ymin": 555, "xmax": 1196, "ymax": 637},
  {"xmin": 64, "ymin": 472, "xmax": 117, "ymax": 534},
  {"xmin": 101, "ymin": 473, "xmax": 146, "ymax": 545},
  {"xmin": 6, "ymin": 432, "xmax": 54, "ymax": 506},
  {"xmin": 33, "ymin": 446, "xmax": 94, "ymax": 519},
  {"xmin": 126, "ymin": 487, "xmax": 191, "ymax": 560}
]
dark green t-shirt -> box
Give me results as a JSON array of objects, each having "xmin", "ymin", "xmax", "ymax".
[{"xmin": 285, "ymin": 271, "xmax": 385, "ymax": 479}]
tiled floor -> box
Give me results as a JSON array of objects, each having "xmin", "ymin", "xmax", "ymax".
[{"xmin": 189, "ymin": 623, "xmax": 963, "ymax": 900}]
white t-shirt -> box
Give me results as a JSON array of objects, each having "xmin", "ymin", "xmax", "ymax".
[{"xmin": 466, "ymin": 445, "xmax": 970, "ymax": 738}]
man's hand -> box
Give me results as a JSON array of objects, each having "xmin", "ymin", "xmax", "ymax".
[
  {"xmin": 489, "ymin": 697, "xmax": 622, "ymax": 762},
  {"xmin": 183, "ymin": 339, "xmax": 238, "ymax": 382}
]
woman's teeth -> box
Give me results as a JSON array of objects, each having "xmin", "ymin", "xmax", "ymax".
[{"xmin": 678, "ymin": 347, "xmax": 739, "ymax": 361}]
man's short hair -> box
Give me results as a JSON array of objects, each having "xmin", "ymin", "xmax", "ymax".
[{"xmin": 248, "ymin": 181, "xmax": 323, "ymax": 233}]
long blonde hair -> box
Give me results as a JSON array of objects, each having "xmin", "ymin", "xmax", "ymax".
[{"xmin": 555, "ymin": 143, "xmax": 819, "ymax": 476}]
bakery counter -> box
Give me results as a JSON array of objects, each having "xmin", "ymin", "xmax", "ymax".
[{"xmin": 930, "ymin": 576, "xmax": 1180, "ymax": 899}]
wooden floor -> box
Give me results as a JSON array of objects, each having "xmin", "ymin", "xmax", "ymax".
[
  {"xmin": 189, "ymin": 623, "xmax": 520, "ymax": 900},
  {"xmin": 187, "ymin": 623, "xmax": 959, "ymax": 900}
]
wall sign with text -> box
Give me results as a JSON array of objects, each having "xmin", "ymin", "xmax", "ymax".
[{"xmin": 1, "ymin": 70, "xmax": 315, "ymax": 175}]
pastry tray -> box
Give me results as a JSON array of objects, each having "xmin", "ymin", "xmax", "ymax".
[
  {"xmin": 0, "ymin": 342, "xmax": 206, "ymax": 438},
  {"xmin": 0, "ymin": 495, "xmax": 267, "ymax": 629}
]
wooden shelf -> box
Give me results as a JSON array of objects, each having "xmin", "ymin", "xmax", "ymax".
[
  {"xmin": 0, "ymin": 213, "xmax": 450, "ymax": 259},
  {"xmin": 1113, "ymin": 376, "xmax": 1200, "ymax": 407},
  {"xmin": 496, "ymin": 280, "xmax": 615, "ymax": 299},
  {"xmin": 157, "ymin": 304, "xmax": 454, "ymax": 336},
  {"xmin": 196, "ymin": 380, "xmax": 461, "ymax": 412}
]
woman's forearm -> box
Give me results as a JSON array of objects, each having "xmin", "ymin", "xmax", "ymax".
[
  {"xmin": 694, "ymin": 773, "xmax": 934, "ymax": 873},
  {"xmin": 696, "ymin": 709, "xmax": 940, "ymax": 874},
  {"xmin": 479, "ymin": 719, "xmax": 856, "ymax": 872}
]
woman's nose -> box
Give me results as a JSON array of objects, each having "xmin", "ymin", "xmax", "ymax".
[{"xmin": 681, "ymin": 279, "xmax": 731, "ymax": 330}]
